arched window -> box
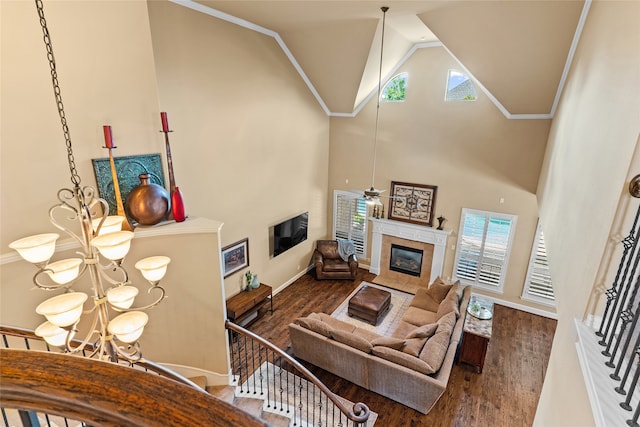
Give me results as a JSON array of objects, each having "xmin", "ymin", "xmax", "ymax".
[
  {"xmin": 381, "ymin": 73, "xmax": 407, "ymax": 102},
  {"xmin": 445, "ymin": 70, "xmax": 477, "ymax": 101}
]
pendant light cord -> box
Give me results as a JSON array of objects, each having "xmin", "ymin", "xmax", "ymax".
[
  {"xmin": 370, "ymin": 6, "xmax": 388, "ymax": 191},
  {"xmin": 35, "ymin": 0, "xmax": 81, "ymax": 188}
]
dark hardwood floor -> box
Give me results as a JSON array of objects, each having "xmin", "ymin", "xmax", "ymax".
[{"xmin": 248, "ymin": 268, "xmax": 557, "ymax": 427}]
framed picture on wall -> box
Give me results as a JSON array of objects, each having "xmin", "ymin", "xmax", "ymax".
[
  {"xmin": 388, "ymin": 181, "xmax": 438, "ymax": 227},
  {"xmin": 222, "ymin": 238, "xmax": 249, "ymax": 278}
]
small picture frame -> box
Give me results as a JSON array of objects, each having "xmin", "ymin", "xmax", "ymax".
[
  {"xmin": 222, "ymin": 238, "xmax": 249, "ymax": 278},
  {"xmin": 388, "ymin": 181, "xmax": 438, "ymax": 227}
]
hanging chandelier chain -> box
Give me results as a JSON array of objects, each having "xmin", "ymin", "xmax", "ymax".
[
  {"xmin": 35, "ymin": 0, "xmax": 81, "ymax": 187},
  {"xmin": 370, "ymin": 6, "xmax": 389, "ymax": 190}
]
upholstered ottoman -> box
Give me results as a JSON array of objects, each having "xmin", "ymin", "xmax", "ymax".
[{"xmin": 348, "ymin": 285, "xmax": 391, "ymax": 325}]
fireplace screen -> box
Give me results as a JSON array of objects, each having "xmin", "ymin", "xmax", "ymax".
[{"xmin": 390, "ymin": 244, "xmax": 423, "ymax": 277}]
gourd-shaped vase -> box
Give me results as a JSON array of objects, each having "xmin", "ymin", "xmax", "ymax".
[{"xmin": 125, "ymin": 173, "xmax": 170, "ymax": 226}]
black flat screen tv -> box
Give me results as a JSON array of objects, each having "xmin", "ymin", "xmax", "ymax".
[{"xmin": 270, "ymin": 212, "xmax": 309, "ymax": 258}]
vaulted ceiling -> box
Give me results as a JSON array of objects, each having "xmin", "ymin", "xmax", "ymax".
[{"xmin": 190, "ymin": 0, "xmax": 587, "ymax": 118}]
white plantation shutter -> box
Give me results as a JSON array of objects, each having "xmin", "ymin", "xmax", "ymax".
[
  {"xmin": 454, "ymin": 209, "xmax": 517, "ymax": 292},
  {"xmin": 333, "ymin": 191, "xmax": 367, "ymax": 258},
  {"xmin": 522, "ymin": 222, "xmax": 555, "ymax": 305}
]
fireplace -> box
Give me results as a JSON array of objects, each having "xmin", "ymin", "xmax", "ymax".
[{"xmin": 390, "ymin": 244, "xmax": 423, "ymax": 277}]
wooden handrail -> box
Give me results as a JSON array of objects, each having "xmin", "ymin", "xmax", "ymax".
[
  {"xmin": 1, "ymin": 348, "xmax": 268, "ymax": 427},
  {"xmin": 225, "ymin": 319, "xmax": 371, "ymax": 424},
  {"xmin": 0, "ymin": 325, "xmax": 203, "ymax": 389}
]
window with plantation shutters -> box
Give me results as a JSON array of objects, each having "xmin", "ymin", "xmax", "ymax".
[
  {"xmin": 453, "ymin": 208, "xmax": 517, "ymax": 293},
  {"xmin": 522, "ymin": 222, "xmax": 555, "ymax": 306},
  {"xmin": 333, "ymin": 190, "xmax": 367, "ymax": 258}
]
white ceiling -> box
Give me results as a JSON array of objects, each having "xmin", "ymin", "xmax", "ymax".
[{"xmin": 186, "ymin": 0, "xmax": 587, "ymax": 118}]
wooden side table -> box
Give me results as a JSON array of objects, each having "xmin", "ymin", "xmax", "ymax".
[
  {"xmin": 226, "ymin": 283, "xmax": 273, "ymax": 326},
  {"xmin": 459, "ymin": 297, "xmax": 493, "ymax": 373}
]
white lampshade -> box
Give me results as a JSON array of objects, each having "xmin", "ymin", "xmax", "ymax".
[
  {"xmin": 91, "ymin": 231, "xmax": 134, "ymax": 261},
  {"xmin": 135, "ymin": 256, "xmax": 171, "ymax": 282},
  {"xmin": 45, "ymin": 258, "xmax": 82, "ymax": 285},
  {"xmin": 35, "ymin": 321, "xmax": 68, "ymax": 347},
  {"xmin": 92, "ymin": 215, "xmax": 125, "ymax": 236},
  {"xmin": 9, "ymin": 233, "xmax": 60, "ymax": 264},
  {"xmin": 35, "ymin": 292, "xmax": 88, "ymax": 327},
  {"xmin": 106, "ymin": 285, "xmax": 139, "ymax": 309},
  {"xmin": 108, "ymin": 311, "xmax": 148, "ymax": 343}
]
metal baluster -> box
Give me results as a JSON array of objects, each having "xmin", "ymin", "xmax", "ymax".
[
  {"xmin": 607, "ymin": 274, "xmax": 640, "ymax": 369},
  {"xmin": 599, "ymin": 206, "xmax": 640, "ymax": 338},
  {"xmin": 619, "ymin": 346, "xmax": 640, "ymax": 409},
  {"xmin": 602, "ymin": 243, "xmax": 640, "ymax": 356}
]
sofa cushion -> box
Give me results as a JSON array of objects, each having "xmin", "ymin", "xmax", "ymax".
[
  {"xmin": 406, "ymin": 323, "xmax": 438, "ymax": 339},
  {"xmin": 402, "ymin": 306, "xmax": 437, "ymax": 326},
  {"xmin": 436, "ymin": 289, "xmax": 460, "ymax": 320},
  {"xmin": 372, "ymin": 346, "xmax": 434, "ymax": 375},
  {"xmin": 426, "ymin": 276, "xmax": 454, "ymax": 303},
  {"xmin": 371, "ymin": 336, "xmax": 406, "ymax": 350},
  {"xmin": 316, "ymin": 313, "xmax": 356, "ymax": 333},
  {"xmin": 353, "ymin": 327, "xmax": 383, "ymax": 343},
  {"xmin": 418, "ymin": 312, "xmax": 457, "ymax": 372},
  {"xmin": 294, "ymin": 317, "xmax": 333, "ymax": 338},
  {"xmin": 403, "ymin": 337, "xmax": 428, "ymax": 357},
  {"xmin": 331, "ymin": 329, "xmax": 373, "ymax": 353},
  {"xmin": 409, "ymin": 287, "xmax": 440, "ymax": 313},
  {"xmin": 391, "ymin": 320, "xmax": 418, "ymax": 339}
]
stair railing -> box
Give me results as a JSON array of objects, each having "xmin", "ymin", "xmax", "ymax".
[
  {"xmin": 1, "ymin": 325, "xmax": 267, "ymax": 427},
  {"xmin": 226, "ymin": 319, "xmax": 371, "ymax": 427}
]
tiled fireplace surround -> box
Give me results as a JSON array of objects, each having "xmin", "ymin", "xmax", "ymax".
[{"xmin": 369, "ymin": 218, "xmax": 451, "ymax": 289}]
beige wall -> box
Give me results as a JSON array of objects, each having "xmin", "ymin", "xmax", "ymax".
[
  {"xmin": 534, "ymin": 1, "xmax": 640, "ymax": 426},
  {"xmin": 1, "ymin": 0, "xmax": 329, "ymax": 378},
  {"xmin": 146, "ymin": 1, "xmax": 329, "ymax": 299},
  {"xmin": 330, "ymin": 46, "xmax": 552, "ymax": 310}
]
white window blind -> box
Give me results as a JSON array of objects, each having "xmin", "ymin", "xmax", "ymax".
[
  {"xmin": 522, "ymin": 222, "xmax": 555, "ymax": 306},
  {"xmin": 333, "ymin": 190, "xmax": 367, "ymax": 258},
  {"xmin": 453, "ymin": 208, "xmax": 517, "ymax": 293}
]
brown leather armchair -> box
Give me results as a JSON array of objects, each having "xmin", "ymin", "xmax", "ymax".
[{"xmin": 313, "ymin": 240, "xmax": 358, "ymax": 280}]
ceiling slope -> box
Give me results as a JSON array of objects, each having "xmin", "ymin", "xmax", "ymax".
[{"xmin": 418, "ymin": 1, "xmax": 585, "ymax": 115}]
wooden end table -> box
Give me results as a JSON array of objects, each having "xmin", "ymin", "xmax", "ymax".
[
  {"xmin": 459, "ymin": 296, "xmax": 493, "ymax": 373},
  {"xmin": 226, "ymin": 283, "xmax": 273, "ymax": 327}
]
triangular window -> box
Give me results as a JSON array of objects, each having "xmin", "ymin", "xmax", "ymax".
[{"xmin": 445, "ymin": 70, "xmax": 477, "ymax": 101}]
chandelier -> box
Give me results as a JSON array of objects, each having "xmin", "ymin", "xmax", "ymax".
[{"xmin": 7, "ymin": 0, "xmax": 169, "ymax": 363}]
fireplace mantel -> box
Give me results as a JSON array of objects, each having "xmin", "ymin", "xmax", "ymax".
[{"xmin": 369, "ymin": 218, "xmax": 451, "ymax": 283}]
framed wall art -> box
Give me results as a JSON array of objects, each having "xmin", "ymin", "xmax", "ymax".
[
  {"xmin": 92, "ymin": 153, "xmax": 165, "ymax": 215},
  {"xmin": 222, "ymin": 238, "xmax": 249, "ymax": 278},
  {"xmin": 388, "ymin": 181, "xmax": 438, "ymax": 227}
]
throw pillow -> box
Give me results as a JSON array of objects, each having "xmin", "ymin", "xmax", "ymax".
[
  {"xmin": 406, "ymin": 323, "xmax": 438, "ymax": 339},
  {"xmin": 316, "ymin": 312, "xmax": 356, "ymax": 333},
  {"xmin": 409, "ymin": 287, "xmax": 440, "ymax": 312},
  {"xmin": 371, "ymin": 336, "xmax": 406, "ymax": 350},
  {"xmin": 294, "ymin": 317, "xmax": 333, "ymax": 338},
  {"xmin": 403, "ymin": 337, "xmax": 428, "ymax": 357},
  {"xmin": 436, "ymin": 290, "xmax": 460, "ymax": 320},
  {"xmin": 331, "ymin": 329, "xmax": 373, "ymax": 353},
  {"xmin": 426, "ymin": 276, "xmax": 453, "ymax": 304},
  {"xmin": 418, "ymin": 312, "xmax": 458, "ymax": 372},
  {"xmin": 372, "ymin": 346, "xmax": 434, "ymax": 375}
]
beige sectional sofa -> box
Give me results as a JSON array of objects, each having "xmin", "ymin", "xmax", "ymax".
[{"xmin": 288, "ymin": 278, "xmax": 471, "ymax": 414}]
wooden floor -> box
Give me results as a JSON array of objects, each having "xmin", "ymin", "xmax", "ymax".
[{"xmin": 249, "ymin": 269, "xmax": 557, "ymax": 427}]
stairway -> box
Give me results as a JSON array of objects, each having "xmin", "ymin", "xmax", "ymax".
[{"xmin": 208, "ymin": 384, "xmax": 293, "ymax": 427}]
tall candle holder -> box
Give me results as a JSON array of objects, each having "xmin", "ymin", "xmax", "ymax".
[
  {"xmin": 103, "ymin": 126, "xmax": 133, "ymax": 231},
  {"xmin": 160, "ymin": 112, "xmax": 186, "ymax": 222}
]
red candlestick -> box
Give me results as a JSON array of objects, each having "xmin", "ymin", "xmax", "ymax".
[
  {"xmin": 160, "ymin": 112, "xmax": 170, "ymax": 132},
  {"xmin": 103, "ymin": 125, "xmax": 114, "ymax": 148}
]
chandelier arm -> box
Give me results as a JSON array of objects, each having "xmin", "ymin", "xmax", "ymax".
[
  {"xmin": 109, "ymin": 286, "xmax": 166, "ymax": 313},
  {"xmin": 31, "ymin": 268, "xmax": 75, "ymax": 291},
  {"xmin": 111, "ymin": 340, "xmax": 143, "ymax": 363},
  {"xmin": 99, "ymin": 263, "xmax": 129, "ymax": 287},
  {"xmin": 63, "ymin": 310, "xmax": 101, "ymax": 356}
]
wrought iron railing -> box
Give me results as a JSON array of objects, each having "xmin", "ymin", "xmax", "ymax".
[
  {"xmin": 226, "ymin": 319, "xmax": 371, "ymax": 427},
  {"xmin": 596, "ymin": 174, "xmax": 640, "ymax": 427}
]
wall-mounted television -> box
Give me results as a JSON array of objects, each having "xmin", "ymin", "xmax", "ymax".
[{"xmin": 269, "ymin": 212, "xmax": 309, "ymax": 258}]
